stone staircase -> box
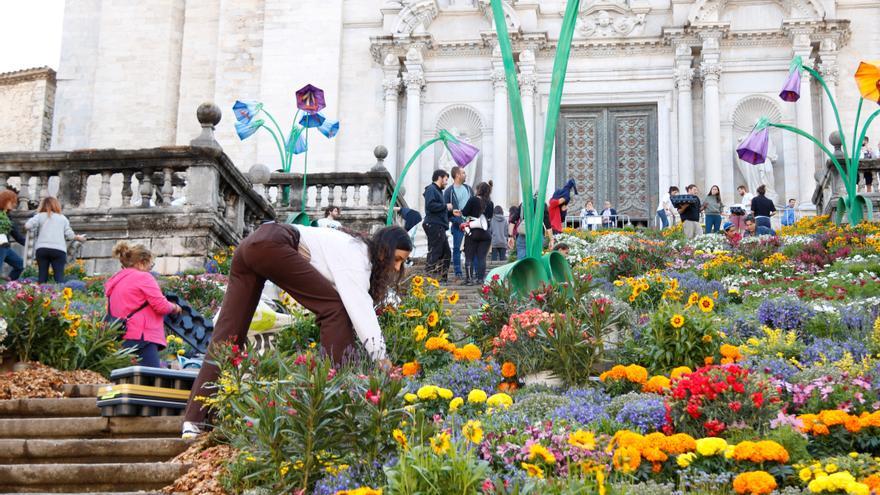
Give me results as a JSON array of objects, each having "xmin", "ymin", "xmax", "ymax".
[
  {"xmin": 0, "ymin": 388, "xmax": 188, "ymax": 494},
  {"xmin": 409, "ymin": 258, "xmax": 508, "ymax": 330}
]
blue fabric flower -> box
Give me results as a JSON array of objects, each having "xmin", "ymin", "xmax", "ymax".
[
  {"xmin": 232, "ymin": 100, "xmax": 260, "ymax": 124},
  {"xmin": 299, "ymin": 112, "xmax": 326, "ymax": 129},
  {"xmin": 318, "ymin": 118, "xmax": 340, "ymax": 138},
  {"xmin": 291, "ymin": 130, "xmax": 308, "ymax": 155},
  {"xmin": 235, "ymin": 119, "xmax": 262, "ymax": 140}
]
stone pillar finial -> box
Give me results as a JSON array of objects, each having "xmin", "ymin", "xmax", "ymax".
[
  {"xmin": 191, "ymin": 102, "xmax": 222, "ymax": 150},
  {"xmin": 372, "ymin": 145, "xmax": 389, "ymax": 172}
]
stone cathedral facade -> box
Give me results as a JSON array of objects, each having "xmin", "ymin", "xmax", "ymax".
[{"xmin": 50, "ymin": 0, "xmax": 878, "ymax": 221}]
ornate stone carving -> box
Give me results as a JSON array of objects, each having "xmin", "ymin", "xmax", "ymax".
[
  {"xmin": 688, "ymin": 0, "xmax": 824, "ymax": 25},
  {"xmin": 383, "ymin": 77, "xmax": 402, "ymax": 98},
  {"xmin": 518, "ymin": 73, "xmax": 537, "ymax": 96},
  {"xmin": 700, "ymin": 62, "xmax": 722, "ymax": 83},
  {"xmin": 476, "ymin": 0, "xmax": 521, "ymax": 32},
  {"xmin": 818, "ymin": 62, "xmax": 839, "ymax": 85},
  {"xmin": 580, "ymin": 9, "xmax": 646, "ymax": 38},
  {"xmin": 394, "ymin": 0, "xmax": 440, "ymax": 35},
  {"xmin": 402, "ymin": 71, "xmax": 425, "ymax": 91},
  {"xmin": 491, "ymin": 68, "xmax": 507, "ymax": 90},
  {"xmin": 674, "ymin": 67, "xmax": 695, "ymax": 91}
]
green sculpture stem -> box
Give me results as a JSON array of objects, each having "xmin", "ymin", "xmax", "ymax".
[
  {"xmin": 260, "ymin": 108, "xmax": 291, "ymax": 172},
  {"xmin": 769, "ymin": 122, "xmax": 847, "ymax": 185},
  {"xmin": 529, "ymin": 0, "xmax": 580, "ymax": 257},
  {"xmin": 385, "ymin": 136, "xmax": 443, "ymax": 226},
  {"xmin": 260, "ymin": 125, "xmax": 287, "ymax": 177},
  {"xmin": 490, "ymin": 0, "xmax": 536, "ymax": 257},
  {"xmin": 302, "ymin": 118, "xmax": 311, "ymax": 213},
  {"xmin": 850, "ymin": 98, "xmax": 864, "ymax": 175},
  {"xmin": 803, "ymin": 66, "xmax": 850, "ymax": 164}
]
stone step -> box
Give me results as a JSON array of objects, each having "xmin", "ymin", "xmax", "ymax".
[
  {"xmin": 0, "ymin": 462, "xmax": 189, "ymax": 493},
  {"xmin": 0, "ymin": 398, "xmax": 101, "ymax": 418},
  {"xmin": 0, "ymin": 417, "xmax": 182, "ymax": 439},
  {"xmin": 61, "ymin": 384, "xmax": 105, "ymax": 398},
  {"xmin": 0, "ymin": 438, "xmax": 188, "ymax": 464}
]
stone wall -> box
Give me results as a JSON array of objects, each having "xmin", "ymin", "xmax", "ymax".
[{"xmin": 0, "ymin": 68, "xmax": 56, "ymax": 152}]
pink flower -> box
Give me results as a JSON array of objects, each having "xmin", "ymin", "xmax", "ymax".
[
  {"xmin": 365, "ymin": 389, "xmax": 381, "ymax": 405},
  {"xmin": 482, "ymin": 479, "xmax": 494, "ymax": 492}
]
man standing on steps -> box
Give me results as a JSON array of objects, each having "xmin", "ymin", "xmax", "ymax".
[
  {"xmin": 443, "ymin": 166, "xmax": 472, "ymax": 283},
  {"xmin": 424, "ymin": 169, "xmax": 452, "ymax": 282}
]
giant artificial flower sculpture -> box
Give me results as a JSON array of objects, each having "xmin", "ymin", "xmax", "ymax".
[
  {"xmin": 738, "ymin": 58, "xmax": 879, "ymax": 226},
  {"xmin": 232, "ymin": 84, "xmax": 341, "ymax": 220}
]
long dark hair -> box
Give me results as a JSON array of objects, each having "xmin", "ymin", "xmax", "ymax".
[{"xmin": 363, "ymin": 226, "xmax": 413, "ymax": 304}]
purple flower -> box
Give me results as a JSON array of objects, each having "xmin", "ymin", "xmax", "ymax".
[
  {"xmin": 232, "ymin": 100, "xmax": 261, "ymax": 124},
  {"xmin": 756, "ymin": 298, "xmax": 814, "ymax": 331},
  {"xmin": 440, "ymin": 130, "xmax": 479, "ymax": 167},
  {"xmin": 779, "ymin": 56, "xmax": 803, "ymax": 102},
  {"xmin": 295, "ymin": 84, "xmax": 326, "ymax": 114},
  {"xmin": 737, "ymin": 118, "xmax": 771, "ymax": 165},
  {"xmin": 615, "ymin": 397, "xmax": 667, "ymax": 433}
]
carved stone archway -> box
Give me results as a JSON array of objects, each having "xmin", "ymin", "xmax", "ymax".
[
  {"xmin": 688, "ymin": 0, "xmax": 824, "ymax": 24},
  {"xmin": 394, "ymin": 0, "xmax": 440, "ymax": 35}
]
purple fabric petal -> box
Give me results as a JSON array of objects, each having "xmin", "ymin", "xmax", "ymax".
[
  {"xmin": 295, "ymin": 84, "xmax": 326, "ymax": 114},
  {"xmin": 232, "ymin": 100, "xmax": 260, "ymax": 124},
  {"xmin": 779, "ymin": 69, "xmax": 802, "ymax": 102},
  {"xmin": 736, "ymin": 127, "xmax": 769, "ymax": 165},
  {"xmin": 299, "ymin": 112, "xmax": 326, "ymax": 129},
  {"xmin": 445, "ymin": 137, "xmax": 480, "ymax": 167}
]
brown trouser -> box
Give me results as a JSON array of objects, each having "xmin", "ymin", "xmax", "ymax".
[{"xmin": 183, "ymin": 223, "xmax": 356, "ymax": 424}]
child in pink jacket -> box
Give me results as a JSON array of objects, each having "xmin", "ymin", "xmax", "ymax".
[{"xmin": 105, "ymin": 242, "xmax": 181, "ymax": 367}]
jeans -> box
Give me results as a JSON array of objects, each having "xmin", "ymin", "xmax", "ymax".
[
  {"xmin": 36, "ymin": 247, "xmax": 66, "ymax": 283},
  {"xmin": 656, "ymin": 210, "xmax": 669, "ymax": 229},
  {"xmin": 515, "ymin": 234, "xmax": 527, "ymax": 260},
  {"xmin": 491, "ymin": 247, "xmax": 507, "ymax": 261},
  {"xmin": 465, "ymin": 238, "xmax": 491, "ymax": 282},
  {"xmin": 0, "ymin": 246, "xmax": 23, "ymax": 280},
  {"xmin": 756, "ymin": 216, "xmax": 772, "ymax": 230},
  {"xmin": 122, "ymin": 339, "xmax": 161, "ymax": 368},
  {"xmin": 423, "ymin": 223, "xmax": 451, "ymax": 281},
  {"xmin": 704, "ymin": 214, "xmax": 722, "ymax": 234},
  {"xmin": 450, "ymin": 225, "xmax": 465, "ymax": 277}
]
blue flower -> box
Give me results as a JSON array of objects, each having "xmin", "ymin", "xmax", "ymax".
[
  {"xmin": 235, "ymin": 119, "xmax": 263, "ymax": 140},
  {"xmin": 551, "ymin": 388, "xmax": 610, "ymax": 426},
  {"xmin": 615, "ymin": 397, "xmax": 667, "ymax": 433},
  {"xmin": 318, "ymin": 117, "xmax": 340, "ymax": 138},
  {"xmin": 299, "ymin": 112, "xmax": 326, "ymax": 129},
  {"xmin": 291, "ymin": 130, "xmax": 308, "ymax": 155},
  {"xmin": 422, "ymin": 361, "xmax": 501, "ymax": 398},
  {"xmin": 756, "ymin": 298, "xmax": 814, "ymax": 331},
  {"xmin": 232, "ymin": 100, "xmax": 261, "ymax": 124}
]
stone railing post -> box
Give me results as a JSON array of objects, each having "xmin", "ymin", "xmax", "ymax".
[{"xmin": 187, "ymin": 161, "xmax": 220, "ymax": 210}]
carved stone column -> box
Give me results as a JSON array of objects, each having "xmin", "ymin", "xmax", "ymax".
[
  {"xmin": 518, "ymin": 48, "xmax": 537, "ymax": 189},
  {"xmin": 674, "ymin": 42, "xmax": 695, "ymax": 188},
  {"xmin": 382, "ymin": 54, "xmax": 402, "ymax": 179},
  {"xmin": 791, "ymin": 29, "xmax": 816, "ymax": 205},
  {"xmin": 492, "ymin": 45, "xmax": 510, "ymax": 208},
  {"xmin": 700, "ymin": 31, "xmax": 724, "ymax": 194},
  {"xmin": 403, "ymin": 47, "xmax": 426, "ymax": 208},
  {"xmin": 818, "ymin": 37, "xmax": 840, "ymax": 151}
]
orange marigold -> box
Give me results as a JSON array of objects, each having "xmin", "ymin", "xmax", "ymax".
[
  {"xmin": 624, "ymin": 364, "xmax": 649, "ymax": 384},
  {"xmin": 642, "ymin": 375, "xmax": 671, "ymax": 393},
  {"xmin": 401, "ymin": 361, "xmax": 421, "ymax": 377},
  {"xmin": 732, "ymin": 471, "xmax": 777, "ymax": 495},
  {"xmin": 501, "ymin": 362, "xmax": 517, "ymax": 378}
]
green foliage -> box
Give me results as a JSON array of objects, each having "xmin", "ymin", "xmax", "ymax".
[
  {"xmin": 384, "ymin": 442, "xmax": 489, "ymax": 495},
  {"xmin": 38, "ymin": 316, "xmax": 135, "ymax": 376},
  {"xmin": 161, "ymin": 274, "xmax": 225, "ymax": 318},
  {"xmin": 629, "ymin": 303, "xmax": 719, "ymax": 373}
]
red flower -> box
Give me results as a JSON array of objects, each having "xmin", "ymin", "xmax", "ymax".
[
  {"xmin": 729, "ymin": 401, "xmax": 742, "ymax": 412},
  {"xmin": 686, "ymin": 401, "xmax": 702, "ymax": 419},
  {"xmin": 703, "ymin": 419, "xmax": 726, "ymax": 436},
  {"xmin": 492, "ymin": 274, "xmax": 500, "ymax": 281},
  {"xmin": 365, "ymin": 389, "xmax": 381, "ymax": 405},
  {"xmin": 751, "ymin": 392, "xmax": 764, "ymax": 408},
  {"xmin": 733, "ymin": 382, "xmax": 745, "ymax": 394},
  {"xmin": 482, "ymin": 286, "xmax": 490, "ymax": 295}
]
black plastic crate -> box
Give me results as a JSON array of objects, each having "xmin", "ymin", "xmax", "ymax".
[{"xmin": 110, "ymin": 366, "xmax": 198, "ymax": 390}]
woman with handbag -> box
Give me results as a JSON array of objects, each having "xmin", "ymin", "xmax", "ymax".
[
  {"xmin": 25, "ymin": 197, "xmax": 86, "ymax": 283},
  {"xmin": 104, "ymin": 241, "xmax": 182, "ymax": 367},
  {"xmin": 0, "ymin": 190, "xmax": 25, "ymax": 281},
  {"xmin": 460, "ymin": 182, "xmax": 494, "ymax": 285}
]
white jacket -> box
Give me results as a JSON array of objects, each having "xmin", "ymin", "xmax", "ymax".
[
  {"xmin": 295, "ymin": 226, "xmax": 386, "ymax": 360},
  {"xmin": 25, "ymin": 212, "xmax": 75, "ymax": 253}
]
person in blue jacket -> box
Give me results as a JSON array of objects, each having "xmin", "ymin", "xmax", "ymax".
[{"xmin": 423, "ymin": 169, "xmax": 452, "ymax": 281}]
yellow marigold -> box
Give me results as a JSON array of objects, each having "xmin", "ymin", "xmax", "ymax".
[
  {"xmin": 501, "ymin": 362, "xmax": 517, "ymax": 378},
  {"xmin": 467, "ymin": 389, "xmax": 488, "ymax": 404},
  {"xmin": 799, "ymin": 467, "xmax": 813, "ymax": 482},
  {"xmin": 670, "ymin": 314, "xmax": 685, "ymax": 329},
  {"xmin": 449, "ymin": 397, "xmax": 464, "ymax": 413},
  {"xmin": 416, "ymin": 385, "xmax": 438, "ymax": 401},
  {"xmin": 732, "ymin": 471, "xmax": 777, "ymax": 495},
  {"xmin": 411, "ymin": 276, "xmax": 424, "ymax": 287},
  {"xmin": 642, "ymin": 375, "xmax": 671, "ymax": 393},
  {"xmin": 430, "ymin": 432, "xmax": 451, "ymax": 455},
  {"xmin": 612, "ymin": 446, "xmax": 641, "ymax": 473},
  {"xmin": 677, "ymin": 452, "xmax": 697, "ymax": 468},
  {"xmin": 568, "ymin": 430, "xmax": 596, "ymax": 450},
  {"xmin": 437, "ymin": 388, "xmax": 453, "ymax": 400},
  {"xmin": 401, "ymin": 362, "xmax": 421, "ymax": 377},
  {"xmin": 404, "ymin": 393, "xmax": 417, "ymax": 404},
  {"xmin": 521, "ymin": 462, "xmax": 544, "ymax": 479},
  {"xmin": 463, "ymin": 420, "xmax": 483, "ymax": 444},
  {"xmin": 453, "ymin": 343, "xmax": 481, "ymax": 362},
  {"xmin": 487, "ymin": 392, "xmax": 513, "ymax": 409},
  {"xmin": 624, "ymin": 364, "xmax": 649, "ymax": 384},
  {"xmin": 413, "ymin": 325, "xmax": 427, "ymax": 341},
  {"xmin": 426, "ymin": 311, "xmax": 440, "ymax": 327},
  {"xmin": 404, "ymin": 308, "xmax": 423, "ymax": 318},
  {"xmin": 424, "ymin": 336, "xmax": 448, "ymax": 351},
  {"xmin": 62, "ymin": 287, "xmax": 73, "ymax": 300},
  {"xmin": 696, "ymin": 437, "xmax": 728, "ymax": 456},
  {"xmin": 670, "ymin": 366, "xmax": 693, "ymax": 380},
  {"xmin": 698, "ymin": 296, "xmax": 715, "ymax": 313},
  {"xmin": 529, "ymin": 444, "xmax": 557, "ymax": 464},
  {"xmin": 447, "ymin": 292, "xmax": 459, "ymax": 305},
  {"xmin": 392, "ymin": 429, "xmax": 408, "ymax": 450}
]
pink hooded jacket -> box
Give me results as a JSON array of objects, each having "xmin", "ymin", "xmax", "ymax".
[{"xmin": 104, "ymin": 268, "xmax": 175, "ymax": 346}]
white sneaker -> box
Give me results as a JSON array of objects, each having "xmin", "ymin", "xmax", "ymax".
[{"xmin": 181, "ymin": 421, "xmax": 202, "ymax": 440}]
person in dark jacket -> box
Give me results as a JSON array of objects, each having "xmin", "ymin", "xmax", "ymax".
[
  {"xmin": 460, "ymin": 182, "xmax": 494, "ymax": 284},
  {"xmin": 749, "ymin": 185, "xmax": 776, "ymax": 230},
  {"xmin": 0, "ymin": 190, "xmax": 25, "ymax": 281},
  {"xmin": 423, "ymin": 169, "xmax": 452, "ymax": 281},
  {"xmin": 743, "ymin": 215, "xmax": 776, "ymax": 237}
]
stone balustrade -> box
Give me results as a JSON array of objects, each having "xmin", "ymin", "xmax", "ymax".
[
  {"xmin": 813, "ymin": 132, "xmax": 880, "ymax": 220},
  {"xmin": 0, "ymin": 145, "xmax": 274, "ymax": 275},
  {"xmin": 255, "ymin": 146, "xmax": 408, "ymax": 233}
]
